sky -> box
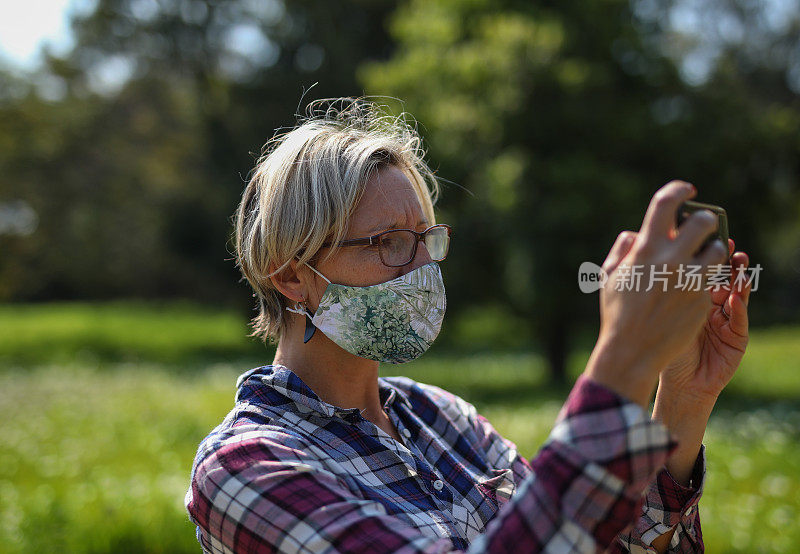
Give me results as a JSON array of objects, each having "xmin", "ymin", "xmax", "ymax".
[{"xmin": 0, "ymin": 0, "xmax": 87, "ymax": 71}]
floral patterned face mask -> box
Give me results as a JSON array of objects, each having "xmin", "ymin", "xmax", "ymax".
[{"xmin": 287, "ymin": 262, "xmax": 446, "ymax": 364}]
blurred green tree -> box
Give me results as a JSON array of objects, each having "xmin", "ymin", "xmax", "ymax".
[
  {"xmin": 363, "ymin": 0, "xmax": 800, "ymax": 381},
  {"xmin": 0, "ymin": 0, "xmax": 398, "ymax": 307},
  {"xmin": 1, "ymin": 0, "xmax": 797, "ymax": 373},
  {"xmin": 638, "ymin": 0, "xmax": 800, "ymax": 322}
]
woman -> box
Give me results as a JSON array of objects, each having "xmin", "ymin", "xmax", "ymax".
[{"xmin": 185, "ymin": 98, "xmax": 751, "ymax": 553}]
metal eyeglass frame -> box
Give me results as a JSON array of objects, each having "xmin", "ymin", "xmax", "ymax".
[{"xmin": 320, "ymin": 224, "xmax": 452, "ymax": 267}]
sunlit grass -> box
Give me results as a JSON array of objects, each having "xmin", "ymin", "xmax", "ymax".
[
  {"xmin": 0, "ymin": 301, "xmax": 797, "ymax": 553},
  {"xmin": 0, "ymin": 300, "xmax": 269, "ymax": 366},
  {"xmin": 0, "ymin": 362, "xmax": 240, "ymax": 553}
]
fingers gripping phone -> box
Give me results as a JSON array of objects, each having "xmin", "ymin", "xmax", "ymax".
[{"xmin": 676, "ymin": 200, "xmax": 729, "ymax": 259}]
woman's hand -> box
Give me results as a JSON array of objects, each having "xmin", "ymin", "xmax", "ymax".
[
  {"xmin": 658, "ymin": 238, "xmax": 751, "ymax": 402},
  {"xmin": 601, "ymin": 223, "xmax": 753, "ymax": 490},
  {"xmin": 653, "ymin": 238, "xmax": 751, "ymax": 488},
  {"xmin": 585, "ymin": 181, "xmax": 730, "ymax": 408},
  {"xmin": 606, "ymin": 236, "xmax": 752, "ymax": 404}
]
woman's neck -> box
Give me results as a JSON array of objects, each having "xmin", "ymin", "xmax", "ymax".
[{"xmin": 272, "ymin": 317, "xmax": 386, "ymax": 423}]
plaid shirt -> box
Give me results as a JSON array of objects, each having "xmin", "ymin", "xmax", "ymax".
[{"xmin": 186, "ymin": 365, "xmax": 705, "ymax": 553}]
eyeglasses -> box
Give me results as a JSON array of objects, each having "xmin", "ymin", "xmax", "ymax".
[{"xmin": 321, "ymin": 224, "xmax": 452, "ymax": 267}]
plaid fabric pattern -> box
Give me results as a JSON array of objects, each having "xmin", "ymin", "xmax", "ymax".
[
  {"xmin": 185, "ymin": 365, "xmax": 704, "ymax": 553},
  {"xmin": 613, "ymin": 446, "xmax": 705, "ymax": 553}
]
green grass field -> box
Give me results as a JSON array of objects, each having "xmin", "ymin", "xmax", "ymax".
[{"xmin": 0, "ymin": 302, "xmax": 798, "ymax": 553}]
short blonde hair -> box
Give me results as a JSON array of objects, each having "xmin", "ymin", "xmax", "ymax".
[{"xmin": 234, "ymin": 98, "xmax": 440, "ymax": 343}]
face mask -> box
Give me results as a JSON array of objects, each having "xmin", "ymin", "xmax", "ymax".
[{"xmin": 287, "ymin": 262, "xmax": 446, "ymax": 364}]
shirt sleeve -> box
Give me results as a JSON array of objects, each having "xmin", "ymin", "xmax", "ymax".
[
  {"xmin": 611, "ymin": 447, "xmax": 706, "ymax": 553},
  {"xmin": 186, "ymin": 375, "xmax": 676, "ymax": 553},
  {"xmin": 463, "ymin": 380, "xmax": 706, "ymax": 554}
]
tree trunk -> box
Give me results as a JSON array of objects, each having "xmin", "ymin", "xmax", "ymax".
[{"xmin": 544, "ymin": 319, "xmax": 568, "ymax": 385}]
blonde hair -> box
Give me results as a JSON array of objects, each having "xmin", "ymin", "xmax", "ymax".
[{"xmin": 234, "ymin": 98, "xmax": 440, "ymax": 343}]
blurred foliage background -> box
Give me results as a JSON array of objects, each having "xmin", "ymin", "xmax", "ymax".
[
  {"xmin": 1, "ymin": 0, "xmax": 799, "ymax": 378},
  {"xmin": 1, "ymin": 0, "xmax": 799, "ymax": 552}
]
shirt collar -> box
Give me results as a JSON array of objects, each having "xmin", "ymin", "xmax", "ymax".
[{"xmin": 237, "ymin": 364, "xmax": 412, "ymax": 419}]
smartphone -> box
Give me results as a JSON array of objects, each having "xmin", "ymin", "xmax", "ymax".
[{"xmin": 676, "ymin": 200, "xmax": 729, "ymax": 259}]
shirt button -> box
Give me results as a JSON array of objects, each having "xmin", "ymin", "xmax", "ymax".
[
  {"xmin": 433, "ymin": 479, "xmax": 444, "ymax": 491},
  {"xmin": 402, "ymin": 428, "xmax": 411, "ymax": 439}
]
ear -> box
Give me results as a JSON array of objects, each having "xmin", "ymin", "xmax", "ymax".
[{"xmin": 268, "ymin": 259, "xmax": 307, "ymax": 303}]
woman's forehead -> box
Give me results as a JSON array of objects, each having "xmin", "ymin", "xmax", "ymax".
[{"xmin": 349, "ymin": 166, "xmax": 428, "ymax": 234}]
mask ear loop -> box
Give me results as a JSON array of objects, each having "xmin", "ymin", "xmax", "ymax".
[
  {"xmin": 306, "ymin": 263, "xmax": 332, "ymax": 285},
  {"xmin": 286, "ymin": 258, "xmax": 331, "ymax": 344},
  {"xmin": 284, "ymin": 264, "xmax": 331, "ymax": 344},
  {"xmin": 301, "ymin": 263, "xmax": 332, "ymax": 343}
]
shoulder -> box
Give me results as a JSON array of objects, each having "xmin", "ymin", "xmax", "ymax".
[
  {"xmin": 191, "ymin": 405, "xmax": 313, "ymax": 480},
  {"xmin": 185, "ymin": 416, "xmax": 358, "ymax": 548},
  {"xmin": 189, "ymin": 368, "xmax": 321, "ymax": 493},
  {"xmin": 186, "ymin": 406, "xmax": 330, "ymax": 520}
]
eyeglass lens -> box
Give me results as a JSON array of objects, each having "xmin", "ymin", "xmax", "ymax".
[{"xmin": 380, "ymin": 227, "xmax": 449, "ymax": 266}]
